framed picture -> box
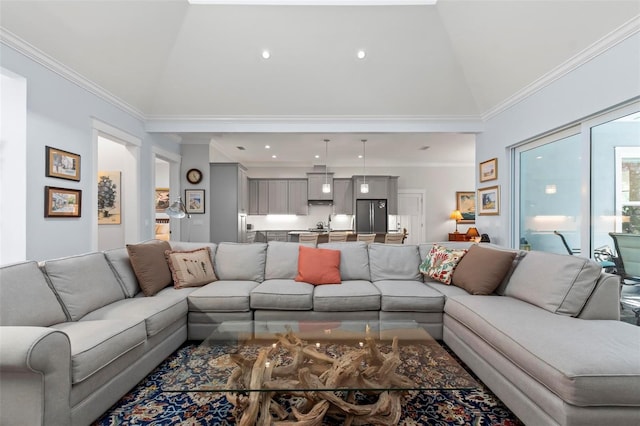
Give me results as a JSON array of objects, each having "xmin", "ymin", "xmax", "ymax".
[
  {"xmin": 479, "ymin": 157, "xmax": 498, "ymax": 182},
  {"xmin": 45, "ymin": 186, "xmax": 82, "ymax": 217},
  {"xmin": 98, "ymin": 171, "xmax": 121, "ymax": 224},
  {"xmin": 155, "ymin": 188, "xmax": 170, "ymax": 213},
  {"xmin": 478, "ymin": 185, "xmax": 500, "ymax": 216},
  {"xmin": 185, "ymin": 189, "xmax": 205, "ymax": 214},
  {"xmin": 46, "ymin": 146, "xmax": 81, "ymax": 181},
  {"xmin": 456, "ymin": 191, "xmax": 475, "ymax": 223}
]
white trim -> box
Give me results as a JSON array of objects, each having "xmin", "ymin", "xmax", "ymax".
[
  {"xmin": 188, "ymin": 1, "xmax": 437, "ymax": 5},
  {"xmin": 398, "ymin": 188, "xmax": 426, "ymax": 244},
  {"xmin": 91, "ymin": 118, "xmax": 142, "ymax": 147},
  {"xmin": 152, "ymin": 146, "xmax": 182, "ymax": 163},
  {"xmin": 145, "ymin": 116, "xmax": 484, "ymax": 134},
  {"xmin": 483, "ymin": 16, "xmax": 640, "ymax": 121},
  {"xmin": 1, "ymin": 29, "xmax": 145, "ymax": 120}
]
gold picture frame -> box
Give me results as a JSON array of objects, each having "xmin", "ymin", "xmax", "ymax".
[
  {"xmin": 185, "ymin": 189, "xmax": 205, "ymax": 214},
  {"xmin": 479, "ymin": 157, "xmax": 498, "ymax": 182},
  {"xmin": 45, "ymin": 186, "xmax": 82, "ymax": 217},
  {"xmin": 46, "ymin": 146, "xmax": 81, "ymax": 181},
  {"xmin": 478, "ymin": 185, "xmax": 500, "ymax": 216},
  {"xmin": 155, "ymin": 188, "xmax": 170, "ymax": 213}
]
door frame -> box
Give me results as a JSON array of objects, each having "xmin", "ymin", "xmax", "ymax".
[{"xmin": 398, "ymin": 189, "xmax": 426, "ymax": 244}]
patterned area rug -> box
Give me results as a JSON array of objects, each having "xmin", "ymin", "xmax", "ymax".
[{"xmin": 93, "ymin": 342, "xmax": 523, "ymax": 425}]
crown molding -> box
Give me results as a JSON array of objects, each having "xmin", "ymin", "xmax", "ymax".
[
  {"xmin": 0, "ymin": 28, "xmax": 145, "ymax": 121},
  {"xmin": 145, "ymin": 115, "xmax": 484, "ymax": 134},
  {"xmin": 482, "ymin": 15, "xmax": 640, "ymax": 121}
]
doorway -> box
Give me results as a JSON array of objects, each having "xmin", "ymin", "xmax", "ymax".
[{"xmin": 397, "ymin": 190, "xmax": 425, "ymax": 245}]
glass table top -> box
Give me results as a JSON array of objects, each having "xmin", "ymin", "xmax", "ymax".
[{"xmin": 162, "ymin": 320, "xmax": 478, "ymax": 393}]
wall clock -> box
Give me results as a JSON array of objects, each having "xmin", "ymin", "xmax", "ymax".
[{"xmin": 186, "ymin": 168, "xmax": 203, "ymax": 184}]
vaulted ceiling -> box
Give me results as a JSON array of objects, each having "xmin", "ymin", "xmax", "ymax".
[{"xmin": 1, "ymin": 0, "xmax": 638, "ymax": 166}]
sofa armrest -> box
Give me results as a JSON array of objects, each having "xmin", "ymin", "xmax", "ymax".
[
  {"xmin": 577, "ymin": 273, "xmax": 621, "ymax": 320},
  {"xmin": 0, "ymin": 326, "xmax": 72, "ymax": 426}
]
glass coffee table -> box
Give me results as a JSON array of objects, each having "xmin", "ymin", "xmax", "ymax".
[{"xmin": 163, "ymin": 320, "xmax": 477, "ymax": 425}]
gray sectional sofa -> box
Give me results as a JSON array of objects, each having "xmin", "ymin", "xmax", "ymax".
[{"xmin": 1, "ymin": 240, "xmax": 638, "ymax": 426}]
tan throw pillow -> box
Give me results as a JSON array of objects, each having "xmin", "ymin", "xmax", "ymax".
[
  {"xmin": 452, "ymin": 244, "xmax": 517, "ymax": 295},
  {"xmin": 126, "ymin": 240, "xmax": 173, "ymax": 296},
  {"xmin": 165, "ymin": 247, "xmax": 217, "ymax": 288}
]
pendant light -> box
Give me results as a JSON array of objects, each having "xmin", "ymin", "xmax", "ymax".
[
  {"xmin": 322, "ymin": 139, "xmax": 331, "ymax": 193},
  {"xmin": 360, "ymin": 139, "xmax": 369, "ymax": 194}
]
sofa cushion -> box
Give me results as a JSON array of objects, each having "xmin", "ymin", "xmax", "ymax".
[
  {"xmin": 445, "ymin": 295, "xmax": 640, "ymax": 407},
  {"xmin": 452, "ymin": 245, "xmax": 516, "ymax": 295},
  {"xmin": 265, "ymin": 241, "xmax": 301, "ymax": 280},
  {"xmin": 504, "ymin": 250, "xmax": 602, "ymax": 316},
  {"xmin": 368, "ymin": 244, "xmax": 421, "ymax": 282},
  {"xmin": 103, "ymin": 248, "xmax": 139, "ymax": 297},
  {"xmin": 319, "ymin": 242, "xmax": 371, "ymax": 281},
  {"xmin": 0, "ymin": 261, "xmax": 67, "ymax": 326},
  {"xmin": 251, "ymin": 279, "xmax": 314, "ymax": 310},
  {"xmin": 373, "ymin": 280, "xmax": 444, "ymax": 312},
  {"xmin": 214, "ymin": 243, "xmax": 267, "ymax": 282},
  {"xmin": 313, "ymin": 280, "xmax": 380, "ymax": 311},
  {"xmin": 419, "ymin": 242, "xmax": 473, "ymax": 260},
  {"xmin": 170, "ymin": 241, "xmax": 217, "ymax": 255},
  {"xmin": 188, "ymin": 280, "xmax": 258, "ymax": 312},
  {"xmin": 51, "ymin": 319, "xmax": 146, "ymax": 384},
  {"xmin": 81, "ymin": 287, "xmax": 191, "ymax": 337},
  {"xmin": 295, "ymin": 245, "xmax": 341, "ymax": 285},
  {"xmin": 43, "ymin": 253, "xmax": 126, "ymax": 321},
  {"xmin": 419, "ymin": 244, "xmax": 467, "ymax": 284},
  {"xmin": 165, "ymin": 247, "xmax": 217, "ymax": 288},
  {"xmin": 126, "ymin": 240, "xmax": 173, "ymax": 296}
]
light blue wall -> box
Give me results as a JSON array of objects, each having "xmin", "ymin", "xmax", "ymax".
[
  {"xmin": 476, "ymin": 33, "xmax": 640, "ymax": 247},
  {"xmin": 1, "ymin": 44, "xmax": 181, "ymax": 260}
]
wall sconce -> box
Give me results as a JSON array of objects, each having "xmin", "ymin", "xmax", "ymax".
[{"xmin": 450, "ymin": 210, "xmax": 463, "ymax": 233}]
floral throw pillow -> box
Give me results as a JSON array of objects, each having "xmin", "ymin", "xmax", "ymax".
[{"xmin": 419, "ymin": 244, "xmax": 468, "ymax": 284}]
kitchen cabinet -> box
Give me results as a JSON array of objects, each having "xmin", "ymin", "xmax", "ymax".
[
  {"xmin": 353, "ymin": 175, "xmax": 389, "ymax": 199},
  {"xmin": 288, "ymin": 179, "xmax": 308, "ymax": 215},
  {"xmin": 249, "ymin": 179, "xmax": 270, "ymax": 215},
  {"xmin": 307, "ymin": 173, "xmax": 333, "ymax": 200},
  {"xmin": 387, "ymin": 176, "xmax": 398, "ymax": 215},
  {"xmin": 210, "ymin": 163, "xmax": 248, "ymax": 243},
  {"xmin": 248, "ymin": 179, "xmax": 259, "ymax": 215},
  {"xmin": 332, "ymin": 178, "xmax": 353, "ymax": 215},
  {"xmin": 268, "ymin": 180, "xmax": 289, "ymax": 214}
]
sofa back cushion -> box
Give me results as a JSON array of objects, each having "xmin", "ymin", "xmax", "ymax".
[
  {"xmin": 451, "ymin": 244, "xmax": 517, "ymax": 294},
  {"xmin": 0, "ymin": 261, "xmax": 68, "ymax": 326},
  {"xmin": 504, "ymin": 250, "xmax": 603, "ymax": 316},
  {"xmin": 103, "ymin": 247, "xmax": 139, "ymax": 297},
  {"xmin": 43, "ymin": 253, "xmax": 126, "ymax": 321},
  {"xmin": 368, "ymin": 243, "xmax": 421, "ymax": 281},
  {"xmin": 319, "ymin": 242, "xmax": 370, "ymax": 281},
  {"xmin": 265, "ymin": 241, "xmax": 301, "ymax": 279},
  {"xmin": 126, "ymin": 240, "xmax": 173, "ymax": 296},
  {"xmin": 215, "ymin": 242, "xmax": 267, "ymax": 282}
]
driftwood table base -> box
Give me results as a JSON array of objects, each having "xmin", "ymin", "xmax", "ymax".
[{"xmin": 223, "ymin": 329, "xmax": 413, "ymax": 425}]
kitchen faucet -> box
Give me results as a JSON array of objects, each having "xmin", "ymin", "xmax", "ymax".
[{"xmin": 327, "ymin": 214, "xmax": 332, "ymax": 232}]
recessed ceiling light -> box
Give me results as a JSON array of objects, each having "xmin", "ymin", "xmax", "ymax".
[
  {"xmin": 265, "ymin": 145, "xmax": 271, "ymax": 149},
  {"xmin": 236, "ymin": 146, "xmax": 246, "ymax": 150},
  {"xmin": 357, "ymin": 50, "xmax": 366, "ymax": 59},
  {"xmin": 419, "ymin": 145, "xmax": 430, "ymax": 151},
  {"xmin": 262, "ymin": 50, "xmax": 271, "ymax": 59},
  {"xmin": 272, "ymin": 154, "xmax": 277, "ymax": 158},
  {"xmin": 315, "ymin": 154, "xmax": 320, "ymax": 158},
  {"xmin": 358, "ymin": 154, "xmax": 363, "ymax": 159}
]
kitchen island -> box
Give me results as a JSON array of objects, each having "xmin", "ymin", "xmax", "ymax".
[{"xmin": 288, "ymin": 230, "xmax": 393, "ymax": 244}]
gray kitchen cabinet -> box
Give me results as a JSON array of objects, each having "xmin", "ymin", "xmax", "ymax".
[
  {"xmin": 332, "ymin": 178, "xmax": 353, "ymax": 215},
  {"xmin": 387, "ymin": 176, "xmax": 398, "ymax": 215},
  {"xmin": 307, "ymin": 173, "xmax": 334, "ymax": 200},
  {"xmin": 353, "ymin": 175, "xmax": 389, "ymax": 199},
  {"xmin": 288, "ymin": 179, "xmax": 308, "ymax": 215},
  {"xmin": 248, "ymin": 179, "xmax": 259, "ymax": 215},
  {"xmin": 210, "ymin": 163, "xmax": 248, "ymax": 243},
  {"xmin": 268, "ymin": 180, "xmax": 289, "ymax": 214}
]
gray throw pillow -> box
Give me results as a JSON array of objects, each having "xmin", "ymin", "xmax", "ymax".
[{"xmin": 452, "ymin": 245, "xmax": 516, "ymax": 295}]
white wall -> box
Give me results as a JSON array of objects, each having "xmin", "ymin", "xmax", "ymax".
[
  {"xmin": 476, "ymin": 33, "xmax": 640, "ymax": 247},
  {"xmin": 0, "ymin": 44, "xmax": 181, "ymax": 260}
]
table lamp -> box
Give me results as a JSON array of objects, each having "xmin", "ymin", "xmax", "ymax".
[
  {"xmin": 450, "ymin": 210, "xmax": 463, "ymax": 233},
  {"xmin": 466, "ymin": 227, "xmax": 480, "ymax": 242}
]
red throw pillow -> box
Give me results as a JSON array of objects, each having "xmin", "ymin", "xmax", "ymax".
[{"xmin": 295, "ymin": 245, "xmax": 341, "ymax": 285}]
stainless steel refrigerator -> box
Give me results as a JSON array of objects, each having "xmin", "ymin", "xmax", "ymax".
[{"xmin": 356, "ymin": 199, "xmax": 388, "ymax": 233}]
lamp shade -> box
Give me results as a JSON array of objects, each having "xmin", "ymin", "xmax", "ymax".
[
  {"xmin": 449, "ymin": 210, "xmax": 463, "ymax": 221},
  {"xmin": 466, "ymin": 227, "xmax": 480, "ymax": 237},
  {"xmin": 165, "ymin": 197, "xmax": 187, "ymax": 219}
]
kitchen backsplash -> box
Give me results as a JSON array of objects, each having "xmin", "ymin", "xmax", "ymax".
[
  {"xmin": 247, "ymin": 205, "xmax": 354, "ymax": 231},
  {"xmin": 247, "ymin": 205, "xmax": 398, "ymax": 232}
]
